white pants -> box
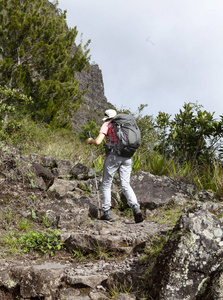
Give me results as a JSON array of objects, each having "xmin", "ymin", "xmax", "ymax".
[{"xmin": 101, "ymin": 154, "xmax": 139, "ymax": 212}]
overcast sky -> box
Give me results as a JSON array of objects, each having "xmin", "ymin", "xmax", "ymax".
[{"xmin": 57, "ymin": 0, "xmax": 223, "ymax": 119}]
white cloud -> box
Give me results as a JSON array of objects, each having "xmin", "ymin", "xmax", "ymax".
[{"xmin": 57, "ymin": 0, "xmax": 223, "ymax": 119}]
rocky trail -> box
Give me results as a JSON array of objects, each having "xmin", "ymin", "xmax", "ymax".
[{"xmin": 1, "ymin": 147, "xmax": 223, "ymax": 299}]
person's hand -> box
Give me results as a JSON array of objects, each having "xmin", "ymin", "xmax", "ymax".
[{"xmin": 88, "ymin": 138, "xmax": 94, "ymax": 144}]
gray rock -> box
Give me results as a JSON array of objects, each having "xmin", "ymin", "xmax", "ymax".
[
  {"xmin": 116, "ymin": 294, "xmax": 136, "ymax": 300},
  {"xmin": 64, "ymin": 274, "xmax": 108, "ymax": 289},
  {"xmin": 131, "ymin": 171, "xmax": 193, "ymax": 209},
  {"xmin": 19, "ymin": 263, "xmax": 67, "ymax": 298},
  {"xmin": 49, "ymin": 178, "xmax": 78, "ymax": 195},
  {"xmin": 148, "ymin": 209, "xmax": 223, "ymax": 300},
  {"xmin": 31, "ymin": 162, "xmax": 54, "ymax": 190},
  {"xmin": 70, "ymin": 162, "xmax": 94, "ymax": 180}
]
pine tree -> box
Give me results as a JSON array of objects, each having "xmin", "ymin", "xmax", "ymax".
[{"xmin": 0, "ymin": 0, "xmax": 91, "ymax": 127}]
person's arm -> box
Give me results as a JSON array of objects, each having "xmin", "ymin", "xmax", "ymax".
[{"xmin": 88, "ymin": 133, "xmax": 105, "ymax": 146}]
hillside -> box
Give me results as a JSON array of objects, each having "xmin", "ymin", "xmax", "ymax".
[{"xmin": 1, "ymin": 145, "xmax": 223, "ymax": 299}]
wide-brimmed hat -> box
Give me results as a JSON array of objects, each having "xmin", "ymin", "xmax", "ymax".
[{"xmin": 102, "ymin": 109, "xmax": 117, "ymax": 121}]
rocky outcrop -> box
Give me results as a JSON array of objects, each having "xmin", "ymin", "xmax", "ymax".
[
  {"xmin": 148, "ymin": 203, "xmax": 223, "ymax": 299},
  {"xmin": 1, "ymin": 147, "xmax": 223, "ymax": 299},
  {"xmin": 72, "ymin": 64, "xmax": 114, "ymax": 132},
  {"xmin": 131, "ymin": 171, "xmax": 196, "ymax": 209}
]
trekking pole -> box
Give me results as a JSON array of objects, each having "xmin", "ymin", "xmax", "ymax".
[{"xmin": 88, "ymin": 132, "xmax": 101, "ymax": 218}]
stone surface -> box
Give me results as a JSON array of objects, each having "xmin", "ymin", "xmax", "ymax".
[
  {"xmin": 131, "ymin": 171, "xmax": 195, "ymax": 209},
  {"xmin": 1, "ymin": 146, "xmax": 223, "ymax": 299},
  {"xmin": 148, "ymin": 206, "xmax": 223, "ymax": 300}
]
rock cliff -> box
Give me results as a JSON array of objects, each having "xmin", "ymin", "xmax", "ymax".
[{"xmin": 72, "ymin": 64, "xmax": 114, "ymax": 132}]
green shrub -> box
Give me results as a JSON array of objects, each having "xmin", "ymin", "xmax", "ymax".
[
  {"xmin": 147, "ymin": 152, "xmax": 169, "ymax": 176},
  {"xmin": 79, "ymin": 120, "xmax": 100, "ymax": 142},
  {"xmin": 19, "ymin": 229, "xmax": 64, "ymax": 256}
]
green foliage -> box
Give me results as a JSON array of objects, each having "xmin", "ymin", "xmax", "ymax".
[
  {"xmin": 79, "ymin": 120, "xmax": 100, "ymax": 142},
  {"xmin": 193, "ymin": 161, "xmax": 223, "ymax": 199},
  {"xmin": 94, "ymin": 155, "xmax": 104, "ymax": 172},
  {"xmin": 18, "ymin": 218, "xmax": 33, "ymax": 231},
  {"xmin": 147, "ymin": 152, "xmax": 169, "ymax": 176},
  {"xmin": 1, "ymin": 229, "xmax": 64, "ymax": 256},
  {"xmin": 147, "ymin": 202, "xmax": 183, "ymax": 226},
  {"xmin": 0, "ymin": 86, "xmax": 32, "ymax": 122},
  {"xmin": 168, "ymin": 160, "xmax": 194, "ymax": 182},
  {"xmin": 108, "ymin": 284, "xmax": 133, "ymax": 299},
  {"xmin": 147, "ymin": 233, "xmax": 169, "ymax": 259},
  {"xmin": 132, "ymin": 155, "xmax": 141, "ymax": 173},
  {"xmin": 0, "ymin": 117, "xmax": 92, "ymax": 165},
  {"xmin": 0, "ymin": 0, "xmax": 91, "ymax": 127},
  {"xmin": 1, "ymin": 231, "xmax": 22, "ymax": 255},
  {"xmin": 19, "ymin": 229, "xmax": 64, "ymax": 256},
  {"xmin": 155, "ymin": 111, "xmax": 171, "ymax": 156},
  {"xmin": 72, "ymin": 248, "xmax": 86, "ymax": 262},
  {"xmin": 135, "ymin": 105, "xmax": 156, "ymax": 155},
  {"xmin": 79, "ymin": 182, "xmax": 92, "ymax": 193},
  {"xmin": 71, "ymin": 241, "xmax": 112, "ymax": 262},
  {"xmin": 155, "ymin": 102, "xmax": 223, "ymax": 165},
  {"xmin": 41, "ymin": 212, "xmax": 52, "ymax": 228}
]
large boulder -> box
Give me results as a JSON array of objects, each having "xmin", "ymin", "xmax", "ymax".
[
  {"xmin": 148, "ymin": 204, "xmax": 223, "ymax": 299},
  {"xmin": 20, "ymin": 263, "xmax": 66, "ymax": 298},
  {"xmin": 131, "ymin": 171, "xmax": 195, "ymax": 209}
]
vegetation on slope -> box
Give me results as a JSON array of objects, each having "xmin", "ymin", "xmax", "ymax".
[{"xmin": 0, "ymin": 0, "xmax": 91, "ymax": 128}]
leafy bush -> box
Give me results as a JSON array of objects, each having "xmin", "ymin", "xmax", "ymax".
[
  {"xmin": 0, "ymin": 0, "xmax": 91, "ymax": 127},
  {"xmin": 19, "ymin": 229, "xmax": 64, "ymax": 256},
  {"xmin": 155, "ymin": 102, "xmax": 223, "ymax": 165},
  {"xmin": 78, "ymin": 120, "xmax": 100, "ymax": 142},
  {"xmin": 0, "ymin": 86, "xmax": 33, "ymax": 122}
]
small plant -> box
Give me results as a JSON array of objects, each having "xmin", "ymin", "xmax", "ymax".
[
  {"xmin": 132, "ymin": 154, "xmax": 141, "ymax": 173},
  {"xmin": 108, "ymin": 284, "xmax": 133, "ymax": 299},
  {"xmin": 2, "ymin": 209, "xmax": 13, "ymax": 230},
  {"xmin": 120, "ymin": 207, "xmax": 133, "ymax": 218},
  {"xmin": 31, "ymin": 209, "xmax": 37, "ymax": 220},
  {"xmin": 91, "ymin": 240, "xmax": 111, "ymax": 261},
  {"xmin": 19, "ymin": 229, "xmax": 64, "ymax": 256},
  {"xmin": 0, "ymin": 231, "xmax": 22, "ymax": 255},
  {"xmin": 147, "ymin": 152, "xmax": 168, "ymax": 176},
  {"xmin": 1, "ymin": 231, "xmax": 19, "ymax": 247},
  {"xmin": 18, "ymin": 218, "xmax": 33, "ymax": 232},
  {"xmin": 79, "ymin": 182, "xmax": 92, "ymax": 193},
  {"xmin": 95, "ymin": 155, "xmax": 103, "ymax": 172},
  {"xmin": 168, "ymin": 160, "xmax": 192, "ymax": 180},
  {"xmin": 5, "ymin": 209, "xmax": 13, "ymax": 223},
  {"xmin": 26, "ymin": 172, "xmax": 35, "ymax": 179},
  {"xmin": 30, "ymin": 194, "xmax": 37, "ymax": 202},
  {"xmin": 147, "ymin": 233, "xmax": 169, "ymax": 258},
  {"xmin": 72, "ymin": 248, "xmax": 86, "ymax": 262},
  {"xmin": 41, "ymin": 212, "xmax": 52, "ymax": 228},
  {"xmin": 29, "ymin": 179, "xmax": 37, "ymax": 189},
  {"xmin": 71, "ymin": 240, "xmax": 112, "ymax": 262}
]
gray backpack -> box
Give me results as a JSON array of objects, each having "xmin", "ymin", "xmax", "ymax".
[{"xmin": 111, "ymin": 114, "xmax": 141, "ymax": 157}]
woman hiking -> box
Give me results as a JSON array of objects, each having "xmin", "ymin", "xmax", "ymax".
[{"xmin": 87, "ymin": 109, "xmax": 143, "ymax": 223}]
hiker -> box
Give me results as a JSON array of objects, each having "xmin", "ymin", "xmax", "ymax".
[{"xmin": 87, "ymin": 109, "xmax": 144, "ymax": 223}]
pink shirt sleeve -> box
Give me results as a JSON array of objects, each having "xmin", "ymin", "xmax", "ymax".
[{"xmin": 100, "ymin": 121, "xmax": 110, "ymax": 135}]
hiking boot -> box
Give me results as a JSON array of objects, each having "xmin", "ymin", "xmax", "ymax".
[
  {"xmin": 132, "ymin": 205, "xmax": 144, "ymax": 223},
  {"xmin": 100, "ymin": 210, "xmax": 114, "ymax": 221}
]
